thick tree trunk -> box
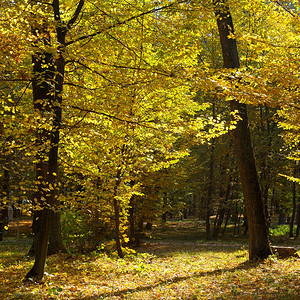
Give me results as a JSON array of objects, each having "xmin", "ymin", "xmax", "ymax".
[
  {"xmin": 48, "ymin": 212, "xmax": 66, "ymax": 255},
  {"xmin": 25, "ymin": 0, "xmax": 68, "ymax": 280},
  {"xmin": 25, "ymin": 209, "xmax": 52, "ymax": 280},
  {"xmin": 25, "ymin": 48, "xmax": 58, "ymax": 280},
  {"xmin": 213, "ymin": 0, "xmax": 271, "ymax": 260},
  {"xmin": 28, "ymin": 210, "xmax": 66, "ymax": 256}
]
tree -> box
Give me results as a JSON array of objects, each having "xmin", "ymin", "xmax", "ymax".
[
  {"xmin": 213, "ymin": 0, "xmax": 271, "ymax": 260},
  {"xmin": 21, "ymin": 0, "xmax": 208, "ymax": 275},
  {"xmin": 24, "ymin": 0, "xmax": 72, "ymax": 281}
]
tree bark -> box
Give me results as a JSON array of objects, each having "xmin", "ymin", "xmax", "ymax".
[
  {"xmin": 0, "ymin": 122, "xmax": 10, "ymax": 242},
  {"xmin": 25, "ymin": 48, "xmax": 59, "ymax": 281},
  {"xmin": 295, "ymin": 201, "xmax": 300, "ymax": 238},
  {"xmin": 0, "ymin": 167, "xmax": 9, "ymax": 242},
  {"xmin": 25, "ymin": 0, "xmax": 71, "ymax": 281},
  {"xmin": 206, "ymin": 102, "xmax": 216, "ymax": 240},
  {"xmin": 213, "ymin": 0, "xmax": 271, "ymax": 260},
  {"xmin": 28, "ymin": 210, "xmax": 66, "ymax": 256},
  {"xmin": 128, "ymin": 195, "xmax": 135, "ymax": 244},
  {"xmin": 289, "ymin": 180, "xmax": 296, "ymax": 237},
  {"xmin": 113, "ymin": 169, "xmax": 124, "ymax": 258},
  {"xmin": 213, "ymin": 174, "xmax": 231, "ymax": 238}
]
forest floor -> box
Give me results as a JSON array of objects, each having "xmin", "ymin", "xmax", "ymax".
[{"xmin": 0, "ymin": 219, "xmax": 299, "ymax": 299}]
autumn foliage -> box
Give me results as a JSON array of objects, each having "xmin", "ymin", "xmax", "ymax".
[{"xmin": 0, "ymin": 0, "xmax": 299, "ymax": 291}]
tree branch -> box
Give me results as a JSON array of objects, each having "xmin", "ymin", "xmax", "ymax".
[
  {"xmin": 64, "ymin": 82, "xmax": 100, "ymax": 90},
  {"xmin": 272, "ymin": 0, "xmax": 297, "ymax": 18},
  {"xmin": 52, "ymin": 0, "xmax": 61, "ymax": 22},
  {"xmin": 0, "ymin": 78, "xmax": 32, "ymax": 82},
  {"xmin": 73, "ymin": 60, "xmax": 114, "ymax": 83},
  {"xmin": 65, "ymin": 104, "xmax": 159, "ymax": 130},
  {"xmin": 15, "ymin": 81, "xmax": 31, "ymax": 106},
  {"xmin": 66, "ymin": 0, "xmax": 187, "ymax": 46},
  {"xmin": 67, "ymin": 0, "xmax": 85, "ymax": 29}
]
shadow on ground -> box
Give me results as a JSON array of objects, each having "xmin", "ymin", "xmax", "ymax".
[{"xmin": 79, "ymin": 261, "xmax": 257, "ymax": 299}]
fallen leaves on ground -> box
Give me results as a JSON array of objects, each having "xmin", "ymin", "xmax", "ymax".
[{"xmin": 0, "ymin": 239, "xmax": 299, "ymax": 299}]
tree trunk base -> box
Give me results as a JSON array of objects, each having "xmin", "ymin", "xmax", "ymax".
[
  {"xmin": 23, "ymin": 269, "xmax": 43, "ymax": 283},
  {"xmin": 271, "ymin": 246, "xmax": 299, "ymax": 258},
  {"xmin": 27, "ymin": 243, "xmax": 67, "ymax": 257}
]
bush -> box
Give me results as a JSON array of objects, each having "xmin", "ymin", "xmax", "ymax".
[
  {"xmin": 61, "ymin": 208, "xmax": 112, "ymax": 253},
  {"xmin": 269, "ymin": 225, "xmax": 295, "ymax": 237}
]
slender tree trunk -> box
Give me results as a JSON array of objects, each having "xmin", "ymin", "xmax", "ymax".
[
  {"xmin": 295, "ymin": 201, "xmax": 300, "ymax": 238},
  {"xmin": 222, "ymin": 172, "xmax": 236, "ymax": 235},
  {"xmin": 259, "ymin": 107, "xmax": 271, "ymax": 227},
  {"xmin": 221, "ymin": 207, "xmax": 230, "ymax": 235},
  {"xmin": 0, "ymin": 123, "xmax": 10, "ymax": 242},
  {"xmin": 205, "ymin": 143, "xmax": 214, "ymax": 240},
  {"xmin": 113, "ymin": 198, "xmax": 123, "ymax": 258},
  {"xmin": 237, "ymin": 208, "xmax": 242, "ymax": 235},
  {"xmin": 213, "ymin": 174, "xmax": 231, "ymax": 238},
  {"xmin": 206, "ymin": 103, "xmax": 216, "ymax": 240},
  {"xmin": 128, "ymin": 195, "xmax": 135, "ymax": 244},
  {"xmin": 0, "ymin": 168, "xmax": 9, "ymax": 242},
  {"xmin": 289, "ymin": 169, "xmax": 297, "ymax": 237},
  {"xmin": 233, "ymin": 202, "xmax": 238, "ymax": 236},
  {"xmin": 270, "ymin": 188, "xmax": 275, "ymax": 218},
  {"xmin": 162, "ymin": 192, "xmax": 168, "ymax": 222},
  {"xmin": 113, "ymin": 169, "xmax": 124, "ymax": 258},
  {"xmin": 213, "ymin": 0, "xmax": 271, "ymax": 260}
]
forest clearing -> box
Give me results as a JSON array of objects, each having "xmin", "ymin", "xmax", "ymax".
[{"xmin": 1, "ymin": 219, "xmax": 299, "ymax": 299}]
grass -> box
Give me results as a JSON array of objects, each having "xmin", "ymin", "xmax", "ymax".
[{"xmin": 0, "ymin": 219, "xmax": 299, "ymax": 299}]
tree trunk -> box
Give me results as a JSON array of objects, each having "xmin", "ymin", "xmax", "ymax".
[
  {"xmin": 0, "ymin": 163, "xmax": 9, "ymax": 242},
  {"xmin": 213, "ymin": 174, "xmax": 231, "ymax": 238},
  {"xmin": 213, "ymin": 0, "xmax": 271, "ymax": 260},
  {"xmin": 295, "ymin": 201, "xmax": 300, "ymax": 238},
  {"xmin": 221, "ymin": 207, "xmax": 230, "ymax": 235},
  {"xmin": 113, "ymin": 197, "xmax": 124, "ymax": 258},
  {"xmin": 28, "ymin": 210, "xmax": 66, "ymax": 256},
  {"xmin": 25, "ymin": 0, "xmax": 69, "ymax": 280},
  {"xmin": 48, "ymin": 212, "xmax": 66, "ymax": 254},
  {"xmin": 233, "ymin": 202, "xmax": 239, "ymax": 236},
  {"xmin": 206, "ymin": 103, "xmax": 216, "ymax": 240},
  {"xmin": 0, "ymin": 122, "xmax": 10, "ymax": 242},
  {"xmin": 289, "ymin": 168, "xmax": 297, "ymax": 237},
  {"xmin": 259, "ymin": 106, "xmax": 272, "ymax": 227},
  {"xmin": 25, "ymin": 48, "xmax": 59, "ymax": 280},
  {"xmin": 113, "ymin": 169, "xmax": 124, "ymax": 258},
  {"xmin": 128, "ymin": 195, "xmax": 136, "ymax": 244}
]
